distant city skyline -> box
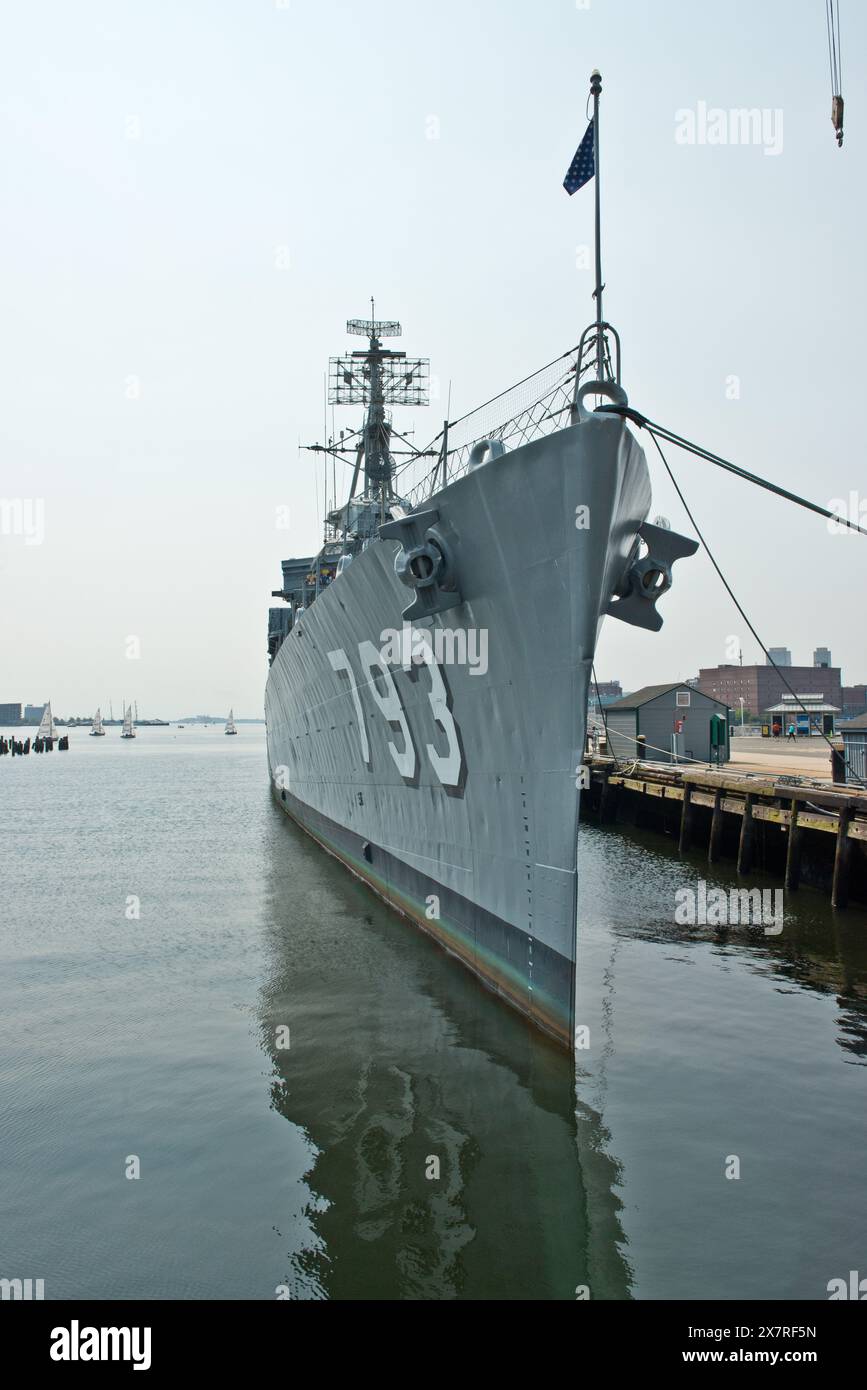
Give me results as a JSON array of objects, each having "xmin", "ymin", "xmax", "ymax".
[
  {"xmin": 2, "ymin": 0, "xmax": 864, "ymax": 710},
  {"xmin": 0, "ymin": 702, "xmax": 260, "ymax": 722}
]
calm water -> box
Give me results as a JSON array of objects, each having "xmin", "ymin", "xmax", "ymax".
[{"xmin": 1, "ymin": 724, "xmax": 866, "ymax": 1300}]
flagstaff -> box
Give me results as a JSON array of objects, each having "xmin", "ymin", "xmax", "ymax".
[
  {"xmin": 590, "ymin": 69, "xmax": 604, "ymax": 379},
  {"xmin": 563, "ymin": 68, "xmax": 608, "ymax": 387}
]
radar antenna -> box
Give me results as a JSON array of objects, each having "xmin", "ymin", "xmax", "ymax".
[{"xmin": 327, "ymin": 309, "xmax": 429, "ymax": 506}]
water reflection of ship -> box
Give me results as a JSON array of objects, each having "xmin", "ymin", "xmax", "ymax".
[{"xmin": 259, "ymin": 805, "xmax": 633, "ymax": 1300}]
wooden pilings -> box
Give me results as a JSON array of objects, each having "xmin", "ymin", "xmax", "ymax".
[
  {"xmin": 1, "ymin": 734, "xmax": 67, "ymax": 755},
  {"xmin": 584, "ymin": 756, "xmax": 867, "ymax": 910},
  {"xmin": 737, "ymin": 793, "xmax": 756, "ymax": 875},
  {"xmin": 598, "ymin": 772, "xmax": 620, "ymax": 825},
  {"xmin": 679, "ymin": 785, "xmax": 694, "ymax": 854},
  {"xmin": 708, "ymin": 789, "xmax": 724, "ymax": 864},
  {"xmin": 785, "ymin": 798, "xmax": 802, "ymax": 891},
  {"xmin": 832, "ymin": 805, "xmax": 854, "ymax": 909}
]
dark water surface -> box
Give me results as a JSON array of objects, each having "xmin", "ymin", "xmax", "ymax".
[{"xmin": 1, "ymin": 726, "xmax": 865, "ymax": 1299}]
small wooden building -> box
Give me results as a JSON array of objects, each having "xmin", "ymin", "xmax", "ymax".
[{"xmin": 602, "ymin": 682, "xmax": 730, "ymax": 765}]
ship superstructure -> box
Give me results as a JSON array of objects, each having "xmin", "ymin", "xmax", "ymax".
[{"xmin": 268, "ymin": 311, "xmax": 433, "ymax": 660}]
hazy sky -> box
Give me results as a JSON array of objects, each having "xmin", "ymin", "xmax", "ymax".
[{"xmin": 1, "ymin": 0, "xmax": 864, "ymax": 717}]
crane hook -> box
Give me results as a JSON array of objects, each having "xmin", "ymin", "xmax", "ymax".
[{"xmin": 831, "ymin": 94, "xmax": 844, "ymax": 147}]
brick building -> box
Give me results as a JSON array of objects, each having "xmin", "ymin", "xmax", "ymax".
[
  {"xmin": 842, "ymin": 685, "xmax": 867, "ymax": 719},
  {"xmin": 698, "ymin": 664, "xmax": 842, "ymax": 715},
  {"xmin": 590, "ymin": 679, "xmax": 623, "ymax": 707}
]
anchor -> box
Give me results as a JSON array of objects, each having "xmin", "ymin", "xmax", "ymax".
[
  {"xmin": 379, "ymin": 508, "xmax": 462, "ymax": 622},
  {"xmin": 606, "ymin": 520, "xmax": 698, "ymax": 632}
]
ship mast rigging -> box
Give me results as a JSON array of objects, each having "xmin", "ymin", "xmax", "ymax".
[{"xmin": 302, "ymin": 304, "xmax": 434, "ymax": 543}]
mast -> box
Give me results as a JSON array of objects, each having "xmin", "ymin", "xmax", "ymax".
[
  {"xmin": 320, "ymin": 310, "xmax": 430, "ymax": 532},
  {"xmin": 357, "ymin": 322, "xmax": 397, "ymax": 502}
]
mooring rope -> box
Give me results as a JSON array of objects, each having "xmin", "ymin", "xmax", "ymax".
[
  {"xmin": 596, "ymin": 405, "xmax": 867, "ymax": 538},
  {"xmin": 638, "ymin": 425, "xmax": 866, "ymax": 788}
]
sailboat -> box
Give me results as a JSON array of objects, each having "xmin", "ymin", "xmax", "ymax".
[
  {"xmin": 90, "ymin": 708, "xmax": 106, "ymax": 737},
  {"xmin": 37, "ymin": 702, "xmax": 56, "ymax": 745},
  {"xmin": 121, "ymin": 705, "xmax": 136, "ymax": 739},
  {"xmin": 225, "ymin": 709, "xmax": 238, "ymax": 736}
]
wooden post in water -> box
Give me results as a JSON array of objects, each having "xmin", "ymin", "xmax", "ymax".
[
  {"xmin": 679, "ymin": 785, "xmax": 694, "ymax": 854},
  {"xmin": 599, "ymin": 771, "xmax": 619, "ymax": 824},
  {"xmin": 832, "ymin": 805, "xmax": 853, "ymax": 909},
  {"xmin": 708, "ymin": 789, "xmax": 724, "ymax": 863},
  {"xmin": 785, "ymin": 798, "xmax": 802, "ymax": 891},
  {"xmin": 737, "ymin": 794, "xmax": 756, "ymax": 875}
]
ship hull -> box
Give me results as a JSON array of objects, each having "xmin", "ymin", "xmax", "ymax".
[{"xmin": 266, "ymin": 412, "xmax": 651, "ymax": 1047}]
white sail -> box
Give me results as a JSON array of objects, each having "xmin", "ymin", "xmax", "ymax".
[
  {"xmin": 225, "ymin": 708, "xmax": 237, "ymax": 735},
  {"xmin": 37, "ymin": 702, "xmax": 56, "ymax": 740},
  {"xmin": 122, "ymin": 704, "xmax": 136, "ymax": 738},
  {"xmin": 92, "ymin": 708, "xmax": 104, "ymax": 735}
]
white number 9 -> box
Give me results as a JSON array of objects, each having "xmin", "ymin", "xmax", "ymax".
[{"xmin": 358, "ymin": 640, "xmax": 417, "ymax": 780}]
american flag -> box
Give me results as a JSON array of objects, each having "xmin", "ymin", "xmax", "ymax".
[{"xmin": 563, "ymin": 119, "xmax": 595, "ymax": 195}]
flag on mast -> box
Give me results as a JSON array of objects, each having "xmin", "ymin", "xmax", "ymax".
[{"xmin": 563, "ymin": 119, "xmax": 595, "ymax": 194}]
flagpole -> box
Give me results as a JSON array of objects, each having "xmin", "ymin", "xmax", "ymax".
[{"xmin": 591, "ymin": 69, "xmax": 603, "ymax": 380}]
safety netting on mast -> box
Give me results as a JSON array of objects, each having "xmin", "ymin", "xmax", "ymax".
[{"xmin": 397, "ymin": 332, "xmax": 616, "ymax": 508}]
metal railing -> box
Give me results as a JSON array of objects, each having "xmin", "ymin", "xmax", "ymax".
[{"xmin": 396, "ymin": 328, "xmax": 620, "ymax": 509}]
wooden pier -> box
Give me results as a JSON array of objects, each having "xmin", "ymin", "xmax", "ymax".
[{"xmin": 583, "ymin": 756, "xmax": 867, "ymax": 909}]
